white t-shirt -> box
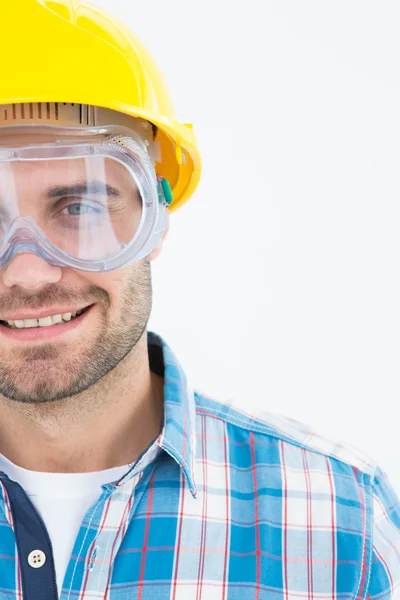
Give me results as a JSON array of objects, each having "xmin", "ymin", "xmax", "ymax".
[{"xmin": 0, "ymin": 453, "xmax": 130, "ymax": 596}]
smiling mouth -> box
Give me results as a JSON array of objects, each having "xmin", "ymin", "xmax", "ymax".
[{"xmin": 0, "ymin": 305, "xmax": 93, "ymax": 329}]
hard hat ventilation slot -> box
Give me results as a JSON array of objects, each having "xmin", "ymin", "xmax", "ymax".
[
  {"xmin": 0, "ymin": 102, "xmax": 95, "ymax": 126},
  {"xmin": 3, "ymin": 103, "xmax": 62, "ymax": 123}
]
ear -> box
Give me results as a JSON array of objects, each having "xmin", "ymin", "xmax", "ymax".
[{"xmin": 147, "ymin": 226, "xmax": 169, "ymax": 261}]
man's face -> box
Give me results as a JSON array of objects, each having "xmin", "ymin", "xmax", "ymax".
[{"xmin": 0, "ymin": 135, "xmax": 161, "ymax": 405}]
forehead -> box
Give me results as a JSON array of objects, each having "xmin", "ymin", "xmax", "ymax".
[
  {"xmin": 0, "ymin": 152, "xmax": 134, "ymax": 195},
  {"xmin": 0, "ymin": 131, "xmax": 65, "ymax": 145},
  {"xmin": 0, "ymin": 131, "xmax": 140, "ymax": 201}
]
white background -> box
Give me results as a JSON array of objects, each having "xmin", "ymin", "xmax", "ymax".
[{"xmin": 91, "ymin": 0, "xmax": 400, "ymax": 493}]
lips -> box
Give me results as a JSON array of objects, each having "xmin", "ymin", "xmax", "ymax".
[
  {"xmin": 0, "ymin": 304, "xmax": 94, "ymax": 342},
  {"xmin": 0, "ymin": 305, "xmax": 93, "ymax": 329}
]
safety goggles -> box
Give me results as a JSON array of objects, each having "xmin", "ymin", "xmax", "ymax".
[{"xmin": 0, "ymin": 124, "xmax": 171, "ymax": 272}]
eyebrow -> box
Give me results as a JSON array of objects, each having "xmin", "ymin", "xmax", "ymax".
[{"xmin": 45, "ymin": 180, "xmax": 122, "ymax": 199}]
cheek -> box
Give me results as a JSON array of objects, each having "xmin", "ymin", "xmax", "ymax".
[
  {"xmin": 94, "ymin": 268, "xmax": 132, "ymax": 309},
  {"xmin": 83, "ymin": 263, "xmax": 145, "ymax": 311},
  {"xmin": 67, "ymin": 271, "xmax": 120, "ymax": 311}
]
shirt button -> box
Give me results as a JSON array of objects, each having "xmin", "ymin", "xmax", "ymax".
[{"xmin": 28, "ymin": 550, "xmax": 46, "ymax": 568}]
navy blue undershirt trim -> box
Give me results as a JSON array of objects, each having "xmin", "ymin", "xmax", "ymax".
[{"xmin": 0, "ymin": 472, "xmax": 58, "ymax": 600}]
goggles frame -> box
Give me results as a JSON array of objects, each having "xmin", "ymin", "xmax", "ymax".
[{"xmin": 0, "ymin": 124, "xmax": 170, "ymax": 271}]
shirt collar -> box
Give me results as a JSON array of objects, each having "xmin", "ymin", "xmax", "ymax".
[{"xmin": 148, "ymin": 331, "xmax": 198, "ymax": 497}]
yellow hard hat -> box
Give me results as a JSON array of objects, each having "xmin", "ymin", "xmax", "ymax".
[{"xmin": 0, "ymin": 0, "xmax": 201, "ymax": 212}]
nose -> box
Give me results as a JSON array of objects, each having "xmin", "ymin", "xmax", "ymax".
[{"xmin": 1, "ymin": 252, "xmax": 63, "ymax": 289}]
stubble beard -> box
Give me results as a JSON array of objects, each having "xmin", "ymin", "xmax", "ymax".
[{"xmin": 0, "ymin": 261, "xmax": 153, "ymax": 404}]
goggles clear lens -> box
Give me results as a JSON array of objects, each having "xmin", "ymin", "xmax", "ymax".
[
  {"xmin": 0, "ymin": 125, "xmax": 170, "ymax": 271},
  {"xmin": 0, "ymin": 154, "xmax": 144, "ymax": 261}
]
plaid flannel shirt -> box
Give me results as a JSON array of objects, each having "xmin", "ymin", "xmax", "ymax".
[{"xmin": 0, "ymin": 330, "xmax": 398, "ymax": 599}]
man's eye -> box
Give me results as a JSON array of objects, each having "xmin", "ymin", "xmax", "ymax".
[{"xmin": 64, "ymin": 203, "xmax": 95, "ymax": 216}]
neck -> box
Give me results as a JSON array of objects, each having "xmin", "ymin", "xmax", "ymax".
[{"xmin": 0, "ymin": 335, "xmax": 164, "ymax": 473}]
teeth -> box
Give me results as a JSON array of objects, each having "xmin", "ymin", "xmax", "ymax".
[
  {"xmin": 4, "ymin": 308, "xmax": 88, "ymax": 329},
  {"xmin": 24, "ymin": 319, "xmax": 39, "ymax": 329},
  {"xmin": 38, "ymin": 316, "xmax": 53, "ymax": 327}
]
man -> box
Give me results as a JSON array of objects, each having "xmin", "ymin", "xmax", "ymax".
[{"xmin": 0, "ymin": 1, "xmax": 397, "ymax": 598}]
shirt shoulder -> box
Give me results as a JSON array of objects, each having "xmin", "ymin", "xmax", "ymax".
[
  {"xmin": 193, "ymin": 390, "xmax": 377, "ymax": 477},
  {"xmin": 192, "ymin": 391, "xmax": 400, "ymax": 598}
]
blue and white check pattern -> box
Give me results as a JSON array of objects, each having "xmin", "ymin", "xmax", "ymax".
[{"xmin": 0, "ymin": 330, "xmax": 398, "ymax": 599}]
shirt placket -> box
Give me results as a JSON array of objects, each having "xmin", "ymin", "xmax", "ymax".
[{"xmin": 68, "ymin": 443, "xmax": 160, "ymax": 599}]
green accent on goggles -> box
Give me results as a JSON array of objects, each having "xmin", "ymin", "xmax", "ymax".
[{"xmin": 159, "ymin": 178, "xmax": 173, "ymax": 206}]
